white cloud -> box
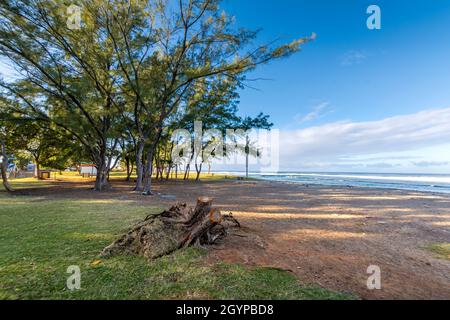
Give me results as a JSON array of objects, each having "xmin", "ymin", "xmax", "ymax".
[
  {"xmin": 412, "ymin": 161, "xmax": 450, "ymax": 167},
  {"xmin": 340, "ymin": 50, "xmax": 367, "ymax": 66},
  {"xmin": 278, "ymin": 108, "xmax": 450, "ymax": 171},
  {"xmin": 294, "ymin": 102, "xmax": 331, "ymax": 123}
]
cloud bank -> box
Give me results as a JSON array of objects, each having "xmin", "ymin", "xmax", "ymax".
[
  {"xmin": 340, "ymin": 50, "xmax": 368, "ymax": 66},
  {"xmin": 294, "ymin": 102, "xmax": 331, "ymax": 123},
  {"xmin": 279, "ymin": 108, "xmax": 450, "ymax": 170}
]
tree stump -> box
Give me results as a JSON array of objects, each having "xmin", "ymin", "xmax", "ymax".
[{"xmin": 101, "ymin": 197, "xmax": 240, "ymax": 259}]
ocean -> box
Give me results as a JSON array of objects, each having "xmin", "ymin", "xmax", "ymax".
[{"xmin": 218, "ymin": 171, "xmax": 450, "ymax": 194}]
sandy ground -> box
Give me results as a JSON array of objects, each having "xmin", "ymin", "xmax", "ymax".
[{"xmin": 12, "ymin": 178, "xmax": 450, "ymax": 299}]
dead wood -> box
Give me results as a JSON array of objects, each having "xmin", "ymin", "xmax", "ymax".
[{"xmin": 101, "ymin": 197, "xmax": 240, "ymax": 259}]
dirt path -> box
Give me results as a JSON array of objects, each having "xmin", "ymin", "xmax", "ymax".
[{"xmin": 11, "ymin": 178, "xmax": 450, "ymax": 299}]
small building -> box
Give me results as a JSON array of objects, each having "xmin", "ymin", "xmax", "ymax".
[
  {"xmin": 38, "ymin": 170, "xmax": 52, "ymax": 179},
  {"xmin": 79, "ymin": 164, "xmax": 97, "ymax": 178}
]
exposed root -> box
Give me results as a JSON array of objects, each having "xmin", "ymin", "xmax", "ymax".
[{"xmin": 101, "ymin": 198, "xmax": 241, "ymax": 260}]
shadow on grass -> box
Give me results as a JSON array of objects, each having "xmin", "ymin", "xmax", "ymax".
[{"xmin": 0, "ymin": 194, "xmax": 352, "ymax": 300}]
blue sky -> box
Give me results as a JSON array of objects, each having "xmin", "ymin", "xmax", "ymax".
[{"xmin": 218, "ymin": 0, "xmax": 450, "ymax": 173}]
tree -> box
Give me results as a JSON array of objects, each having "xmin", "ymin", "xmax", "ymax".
[
  {"xmin": 15, "ymin": 124, "xmax": 80, "ymax": 177},
  {"xmin": 0, "ymin": 97, "xmax": 83, "ymax": 183},
  {"xmin": 119, "ymin": 137, "xmax": 136, "ymax": 182},
  {"xmin": 0, "ymin": 107, "xmax": 27, "ymax": 192},
  {"xmin": 0, "ymin": 0, "xmax": 124, "ymax": 190},
  {"xmin": 105, "ymin": 0, "xmax": 313, "ymax": 194},
  {"xmin": 239, "ymin": 113, "xmax": 273, "ymax": 178}
]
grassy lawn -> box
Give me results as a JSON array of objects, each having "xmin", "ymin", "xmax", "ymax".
[
  {"xmin": 2, "ymin": 172, "xmax": 237, "ymax": 190},
  {"xmin": 0, "ymin": 177, "xmax": 351, "ymax": 300}
]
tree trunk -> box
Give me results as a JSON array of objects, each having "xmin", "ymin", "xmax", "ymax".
[
  {"xmin": 94, "ymin": 150, "xmax": 110, "ymax": 191},
  {"xmin": 155, "ymin": 166, "xmax": 160, "ymax": 180},
  {"xmin": 159, "ymin": 165, "xmax": 164, "ymax": 181},
  {"xmin": 129, "ymin": 162, "xmax": 134, "ymax": 181},
  {"xmin": 245, "ymin": 137, "xmax": 250, "ymax": 179},
  {"xmin": 245, "ymin": 152, "xmax": 249, "ymax": 179},
  {"xmin": 125, "ymin": 156, "xmax": 131, "ymax": 182},
  {"xmin": 1, "ymin": 165, "xmax": 13, "ymax": 192},
  {"xmin": 184, "ymin": 163, "xmax": 190, "ymax": 180},
  {"xmin": 34, "ymin": 161, "xmax": 40, "ymax": 179},
  {"xmin": 134, "ymin": 142, "xmax": 145, "ymax": 191},
  {"xmin": 0, "ymin": 140, "xmax": 13, "ymax": 192},
  {"xmin": 195, "ymin": 162, "xmax": 202, "ymax": 182},
  {"xmin": 184, "ymin": 152, "xmax": 195, "ymax": 180},
  {"xmin": 94, "ymin": 166, "xmax": 109, "ymax": 191},
  {"xmin": 142, "ymin": 147, "xmax": 155, "ymax": 195},
  {"xmin": 166, "ymin": 142, "xmax": 174, "ymax": 181},
  {"xmin": 101, "ymin": 197, "xmax": 240, "ymax": 260},
  {"xmin": 165, "ymin": 164, "xmax": 172, "ymax": 181}
]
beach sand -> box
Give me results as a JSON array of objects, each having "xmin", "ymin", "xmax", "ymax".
[
  {"xmin": 15, "ymin": 178, "xmax": 450, "ymax": 299},
  {"xmin": 149, "ymin": 179, "xmax": 450, "ymax": 300}
]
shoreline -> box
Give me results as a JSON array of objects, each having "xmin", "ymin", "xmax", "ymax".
[{"xmin": 217, "ymin": 172, "xmax": 450, "ymax": 196}]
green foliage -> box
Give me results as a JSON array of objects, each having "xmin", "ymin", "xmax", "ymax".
[{"xmin": 240, "ymin": 113, "xmax": 274, "ymax": 131}]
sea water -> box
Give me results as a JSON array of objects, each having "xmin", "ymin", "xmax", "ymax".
[{"xmin": 217, "ymin": 171, "xmax": 450, "ymax": 194}]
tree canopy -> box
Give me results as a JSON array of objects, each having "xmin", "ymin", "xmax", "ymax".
[{"xmin": 0, "ymin": 0, "xmax": 312, "ymax": 193}]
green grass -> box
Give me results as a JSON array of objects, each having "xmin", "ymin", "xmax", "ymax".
[
  {"xmin": 426, "ymin": 243, "xmax": 450, "ymax": 261},
  {"xmin": 1, "ymin": 172, "xmax": 233, "ymax": 192},
  {"xmin": 1, "ymin": 177, "xmax": 59, "ymax": 190},
  {"xmin": 0, "ymin": 178, "xmax": 352, "ymax": 300}
]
